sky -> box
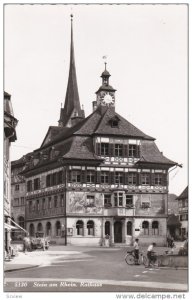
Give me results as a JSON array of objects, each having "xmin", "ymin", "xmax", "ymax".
[{"xmin": 4, "ymin": 3, "xmax": 188, "ymax": 195}]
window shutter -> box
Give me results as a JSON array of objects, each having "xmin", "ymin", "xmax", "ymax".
[
  {"xmin": 96, "ymin": 171, "xmax": 101, "ymax": 184},
  {"xmin": 125, "ymin": 172, "xmax": 128, "ymax": 184},
  {"xmin": 109, "ymin": 143, "xmax": 114, "ymax": 156},
  {"xmin": 81, "ymin": 170, "xmax": 87, "ymax": 183},
  {"xmin": 137, "ymin": 173, "xmax": 140, "ymax": 185},
  {"xmin": 163, "ymin": 174, "xmax": 168, "ymax": 186},
  {"xmin": 151, "ymin": 173, "xmax": 155, "ymax": 186},
  {"xmin": 136, "ymin": 145, "xmax": 141, "ymax": 158},
  {"xmin": 96, "ymin": 143, "xmax": 101, "ymax": 156},
  {"xmin": 110, "ymin": 171, "xmax": 115, "ymax": 184},
  {"xmin": 123, "ymin": 145, "xmax": 128, "ymax": 157},
  {"xmin": 68, "ymin": 170, "xmax": 72, "ymax": 183}
]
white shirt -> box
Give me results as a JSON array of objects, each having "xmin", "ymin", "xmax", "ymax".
[
  {"xmin": 134, "ymin": 241, "xmax": 139, "ymax": 250},
  {"xmin": 147, "ymin": 244, "xmax": 154, "ymax": 252}
]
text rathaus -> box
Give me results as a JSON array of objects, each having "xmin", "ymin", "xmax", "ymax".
[{"xmin": 12, "ymin": 15, "xmax": 177, "ymax": 246}]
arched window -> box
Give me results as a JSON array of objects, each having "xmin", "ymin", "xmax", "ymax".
[
  {"xmin": 46, "ymin": 222, "xmax": 52, "ymax": 236},
  {"xmin": 87, "ymin": 220, "xmax": 94, "ymax": 235},
  {"xmin": 142, "ymin": 221, "xmax": 149, "ymax": 235},
  {"xmin": 37, "ymin": 222, "xmax": 43, "ymax": 232},
  {"xmin": 105, "ymin": 221, "xmax": 110, "ymax": 236},
  {"xmin": 76, "ymin": 220, "xmax": 84, "ymax": 236},
  {"xmin": 18, "ymin": 216, "xmax": 25, "ymax": 229},
  {"xmin": 127, "ymin": 221, "xmax": 132, "ymax": 236},
  {"xmin": 55, "ymin": 221, "xmax": 61, "ymax": 236},
  {"xmin": 29, "ymin": 223, "xmax": 35, "ymax": 237},
  {"xmin": 152, "ymin": 221, "xmax": 159, "ymax": 235}
]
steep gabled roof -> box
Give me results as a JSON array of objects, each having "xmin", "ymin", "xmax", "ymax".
[
  {"xmin": 136, "ymin": 140, "xmax": 176, "ymax": 166},
  {"xmin": 176, "ymin": 186, "xmax": 188, "ymax": 200},
  {"xmin": 41, "ymin": 126, "xmax": 66, "ymax": 147},
  {"xmin": 93, "ymin": 107, "xmax": 154, "ymax": 139}
]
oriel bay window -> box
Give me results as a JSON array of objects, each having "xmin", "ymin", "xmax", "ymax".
[{"xmin": 114, "ymin": 192, "xmax": 123, "ymax": 207}]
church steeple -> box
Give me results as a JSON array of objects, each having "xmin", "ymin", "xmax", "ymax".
[{"xmin": 59, "ymin": 15, "xmax": 85, "ymax": 127}]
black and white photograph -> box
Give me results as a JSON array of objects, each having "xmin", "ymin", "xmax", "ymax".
[{"xmin": 3, "ymin": 1, "xmax": 189, "ymax": 299}]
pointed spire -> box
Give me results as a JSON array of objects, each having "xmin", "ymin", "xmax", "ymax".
[{"xmin": 59, "ymin": 15, "xmax": 84, "ymax": 127}]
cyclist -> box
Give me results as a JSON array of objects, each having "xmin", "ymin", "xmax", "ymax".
[
  {"xmin": 133, "ymin": 238, "xmax": 140, "ymax": 265},
  {"xmin": 146, "ymin": 242, "xmax": 157, "ymax": 267}
]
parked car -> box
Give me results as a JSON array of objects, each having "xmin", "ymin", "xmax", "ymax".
[
  {"xmin": 178, "ymin": 239, "xmax": 188, "ymax": 256},
  {"xmin": 31, "ymin": 232, "xmax": 49, "ymax": 250}
]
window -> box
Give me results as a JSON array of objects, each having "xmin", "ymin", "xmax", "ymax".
[
  {"xmin": 127, "ymin": 173, "xmax": 137, "ymax": 185},
  {"xmin": 152, "ymin": 221, "xmax": 159, "ymax": 235},
  {"xmin": 57, "ymin": 171, "xmax": 63, "ymax": 184},
  {"xmin": 36, "ymin": 200, "xmax": 40, "ymax": 211},
  {"xmin": 101, "ymin": 143, "xmax": 109, "ymax": 156},
  {"xmin": 104, "ymin": 194, "xmax": 112, "ymax": 207},
  {"xmin": 105, "ymin": 221, "xmax": 110, "ymax": 236},
  {"xmin": 111, "ymin": 120, "xmax": 118, "ymax": 128},
  {"xmin": 115, "ymin": 172, "xmax": 123, "ymax": 184},
  {"xmin": 114, "ymin": 192, "xmax": 123, "ymax": 207},
  {"xmin": 101, "ymin": 171, "xmax": 109, "ymax": 184},
  {"xmin": 29, "ymin": 201, "xmax": 32, "ymax": 212},
  {"xmin": 34, "ymin": 178, "xmax": 40, "ymax": 190},
  {"xmin": 20, "ymin": 197, "xmax": 25, "ymax": 205},
  {"xmin": 127, "ymin": 221, "xmax": 132, "ymax": 235},
  {"xmin": 141, "ymin": 202, "xmax": 150, "ymax": 209},
  {"xmin": 15, "ymin": 184, "xmax": 19, "ymax": 191},
  {"xmin": 18, "ymin": 216, "xmax": 25, "ymax": 229},
  {"xmin": 48, "ymin": 197, "xmax": 52, "ymax": 209},
  {"xmin": 115, "ymin": 144, "xmax": 123, "ymax": 157},
  {"xmin": 60, "ymin": 194, "xmax": 64, "ymax": 207},
  {"xmin": 126, "ymin": 195, "xmax": 133, "ymax": 208},
  {"xmin": 142, "ymin": 221, "xmax": 149, "ymax": 235},
  {"xmin": 86, "ymin": 195, "xmax": 95, "ymax": 207},
  {"xmin": 42, "ymin": 198, "xmax": 46, "ymax": 210},
  {"xmin": 71, "ymin": 170, "xmax": 81, "ymax": 183},
  {"xmin": 46, "ymin": 222, "xmax": 52, "ymax": 236},
  {"xmin": 52, "ymin": 173, "xmax": 57, "ymax": 186},
  {"xmin": 46, "ymin": 175, "xmax": 51, "ymax": 187},
  {"xmin": 27, "ymin": 180, "xmax": 32, "ymax": 192},
  {"xmin": 86, "ymin": 171, "xmax": 95, "ymax": 183},
  {"xmin": 87, "ymin": 220, "xmax": 94, "ymax": 235},
  {"xmin": 154, "ymin": 174, "xmax": 163, "ymax": 185},
  {"xmin": 141, "ymin": 173, "xmax": 150, "ymax": 185},
  {"xmin": 55, "ymin": 221, "xmax": 61, "ymax": 236},
  {"xmin": 54, "ymin": 196, "xmax": 58, "ymax": 207},
  {"xmin": 37, "ymin": 223, "xmax": 43, "ymax": 232},
  {"xmin": 76, "ymin": 220, "xmax": 84, "ymax": 235},
  {"xmin": 14, "ymin": 198, "xmax": 19, "ymax": 206},
  {"xmin": 180, "ymin": 214, "xmax": 188, "ymax": 221}
]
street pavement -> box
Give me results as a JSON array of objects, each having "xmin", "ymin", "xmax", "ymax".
[{"xmin": 4, "ymin": 244, "xmax": 188, "ymax": 293}]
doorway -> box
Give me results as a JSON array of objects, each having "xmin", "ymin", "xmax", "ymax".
[{"xmin": 114, "ymin": 221, "xmax": 122, "ymax": 243}]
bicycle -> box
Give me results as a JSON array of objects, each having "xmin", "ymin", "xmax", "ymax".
[{"xmin": 125, "ymin": 250, "xmax": 148, "ymax": 266}]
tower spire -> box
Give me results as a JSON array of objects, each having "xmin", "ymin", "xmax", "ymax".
[{"xmin": 59, "ymin": 15, "xmax": 84, "ymax": 127}]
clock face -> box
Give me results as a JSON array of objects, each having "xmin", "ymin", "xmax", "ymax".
[{"xmin": 103, "ymin": 94, "xmax": 113, "ymax": 104}]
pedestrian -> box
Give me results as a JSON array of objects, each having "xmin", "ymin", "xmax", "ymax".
[
  {"xmin": 133, "ymin": 238, "xmax": 140, "ymax": 265},
  {"xmin": 23, "ymin": 233, "xmax": 30, "ymax": 254},
  {"xmin": 146, "ymin": 242, "xmax": 156, "ymax": 267}
]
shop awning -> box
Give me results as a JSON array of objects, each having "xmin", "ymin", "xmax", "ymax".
[
  {"xmin": 8, "ymin": 218, "xmax": 29, "ymax": 234},
  {"xmin": 4, "ymin": 223, "xmax": 17, "ymax": 231}
]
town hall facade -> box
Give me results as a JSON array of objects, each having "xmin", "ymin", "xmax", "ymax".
[{"xmin": 12, "ymin": 15, "xmax": 177, "ymax": 246}]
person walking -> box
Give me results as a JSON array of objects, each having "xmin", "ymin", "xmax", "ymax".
[
  {"xmin": 23, "ymin": 233, "xmax": 30, "ymax": 254},
  {"xmin": 146, "ymin": 242, "xmax": 156, "ymax": 267},
  {"xmin": 133, "ymin": 238, "xmax": 140, "ymax": 265}
]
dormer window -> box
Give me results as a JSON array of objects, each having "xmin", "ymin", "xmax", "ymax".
[{"xmin": 109, "ymin": 116, "xmax": 120, "ymax": 128}]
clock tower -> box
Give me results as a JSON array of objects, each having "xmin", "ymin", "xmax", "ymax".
[{"xmin": 93, "ymin": 63, "xmax": 116, "ymax": 111}]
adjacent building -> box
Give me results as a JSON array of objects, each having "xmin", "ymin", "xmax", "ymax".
[
  {"xmin": 13, "ymin": 16, "xmax": 178, "ymax": 247},
  {"xmin": 4, "ymin": 91, "xmax": 18, "ymax": 252},
  {"xmin": 176, "ymin": 186, "xmax": 188, "ymax": 239}
]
